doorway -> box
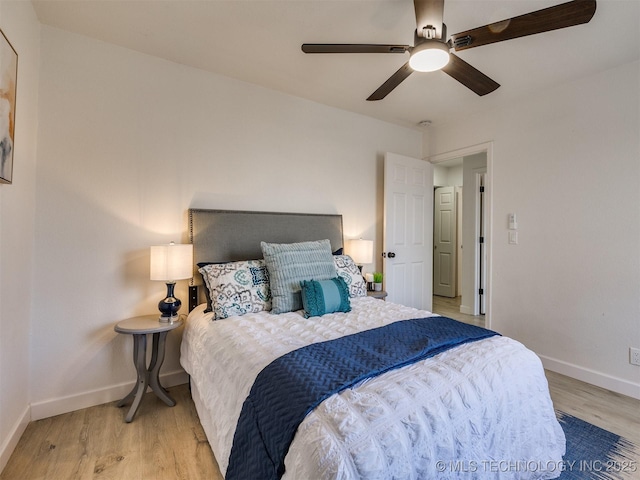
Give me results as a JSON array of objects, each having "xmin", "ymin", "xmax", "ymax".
[{"xmin": 430, "ymin": 144, "xmax": 492, "ymax": 327}]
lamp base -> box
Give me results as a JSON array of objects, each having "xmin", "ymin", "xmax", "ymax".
[
  {"xmin": 158, "ymin": 313, "xmax": 179, "ymax": 323},
  {"xmin": 158, "ymin": 282, "xmax": 181, "ymax": 323}
]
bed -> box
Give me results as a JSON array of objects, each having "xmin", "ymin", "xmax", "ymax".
[{"xmin": 180, "ymin": 208, "xmax": 565, "ymax": 480}]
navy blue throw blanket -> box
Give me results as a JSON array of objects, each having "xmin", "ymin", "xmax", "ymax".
[{"xmin": 226, "ymin": 316, "xmax": 499, "ymax": 480}]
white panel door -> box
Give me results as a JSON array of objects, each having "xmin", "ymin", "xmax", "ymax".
[
  {"xmin": 383, "ymin": 152, "xmax": 433, "ymax": 311},
  {"xmin": 433, "ymin": 186, "xmax": 457, "ymax": 298}
]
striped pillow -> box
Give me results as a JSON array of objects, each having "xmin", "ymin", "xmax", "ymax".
[{"xmin": 261, "ymin": 239, "xmax": 337, "ymax": 314}]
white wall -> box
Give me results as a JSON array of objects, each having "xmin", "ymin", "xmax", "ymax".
[
  {"xmin": 425, "ymin": 60, "xmax": 640, "ymax": 398},
  {"xmin": 433, "ymin": 165, "xmax": 448, "ymax": 187},
  {"xmin": 0, "ymin": 0, "xmax": 40, "ymax": 471},
  {"xmin": 30, "ymin": 26, "xmax": 422, "ymax": 418},
  {"xmin": 433, "ymin": 163, "xmax": 462, "ymax": 187}
]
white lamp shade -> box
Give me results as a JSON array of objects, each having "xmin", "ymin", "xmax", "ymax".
[
  {"xmin": 150, "ymin": 243, "xmax": 193, "ymax": 282},
  {"xmin": 346, "ymin": 239, "xmax": 374, "ymax": 265}
]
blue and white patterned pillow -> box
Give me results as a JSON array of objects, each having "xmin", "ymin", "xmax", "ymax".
[
  {"xmin": 199, "ymin": 260, "xmax": 271, "ymax": 320},
  {"xmin": 333, "ymin": 254, "xmax": 367, "ymax": 298}
]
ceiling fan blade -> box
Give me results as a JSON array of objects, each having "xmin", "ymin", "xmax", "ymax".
[
  {"xmin": 302, "ymin": 44, "xmax": 410, "ymax": 54},
  {"xmin": 367, "ymin": 62, "xmax": 414, "ymax": 101},
  {"xmin": 450, "ymin": 0, "xmax": 597, "ymax": 51},
  {"xmin": 413, "ymin": 0, "xmax": 445, "ymax": 38},
  {"xmin": 441, "ymin": 54, "xmax": 500, "ymax": 96}
]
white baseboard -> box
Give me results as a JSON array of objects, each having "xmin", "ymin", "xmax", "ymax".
[
  {"xmin": 539, "ymin": 355, "xmax": 640, "ymax": 400},
  {"xmin": 460, "ymin": 305, "xmax": 474, "ymax": 315},
  {"xmin": 30, "ymin": 370, "xmax": 189, "ymax": 421},
  {"xmin": 0, "ymin": 404, "xmax": 30, "ymax": 474}
]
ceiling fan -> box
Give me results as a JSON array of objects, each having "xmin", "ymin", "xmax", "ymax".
[{"xmin": 301, "ymin": 0, "xmax": 596, "ymax": 101}]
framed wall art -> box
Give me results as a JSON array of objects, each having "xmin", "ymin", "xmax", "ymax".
[{"xmin": 0, "ymin": 28, "xmax": 17, "ymax": 184}]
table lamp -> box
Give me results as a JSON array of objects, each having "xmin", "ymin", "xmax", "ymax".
[
  {"xmin": 150, "ymin": 242, "xmax": 193, "ymax": 322},
  {"xmin": 346, "ymin": 238, "xmax": 373, "ymax": 273}
]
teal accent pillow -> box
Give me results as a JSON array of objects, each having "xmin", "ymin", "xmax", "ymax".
[
  {"xmin": 261, "ymin": 239, "xmax": 337, "ymax": 314},
  {"xmin": 300, "ymin": 277, "xmax": 351, "ymax": 318}
]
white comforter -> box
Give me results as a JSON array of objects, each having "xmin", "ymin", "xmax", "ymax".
[{"xmin": 180, "ymin": 297, "xmax": 565, "ymax": 480}]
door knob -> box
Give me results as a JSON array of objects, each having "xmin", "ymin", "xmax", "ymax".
[{"xmin": 387, "ymin": 252, "xmax": 396, "ymax": 258}]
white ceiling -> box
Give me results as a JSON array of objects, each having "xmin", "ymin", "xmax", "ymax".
[{"xmin": 32, "ymin": 0, "xmax": 640, "ymax": 130}]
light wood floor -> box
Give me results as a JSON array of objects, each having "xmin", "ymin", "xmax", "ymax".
[
  {"xmin": 432, "ymin": 295, "xmax": 485, "ymax": 327},
  {"xmin": 1, "ymin": 385, "xmax": 223, "ymax": 480},
  {"xmin": 2, "ymin": 369, "xmax": 638, "ymax": 479}
]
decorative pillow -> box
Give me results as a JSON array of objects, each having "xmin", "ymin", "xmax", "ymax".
[
  {"xmin": 333, "ymin": 254, "xmax": 367, "ymax": 298},
  {"xmin": 197, "ymin": 261, "xmax": 220, "ymax": 312},
  {"xmin": 300, "ymin": 277, "xmax": 351, "ymax": 318},
  {"xmin": 261, "ymin": 239, "xmax": 337, "ymax": 314},
  {"xmin": 198, "ymin": 260, "xmax": 271, "ymax": 320}
]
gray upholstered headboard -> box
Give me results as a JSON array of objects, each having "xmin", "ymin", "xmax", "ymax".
[{"xmin": 188, "ymin": 209, "xmax": 344, "ymax": 307}]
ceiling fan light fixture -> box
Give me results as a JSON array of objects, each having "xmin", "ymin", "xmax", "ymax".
[{"xmin": 409, "ymin": 40, "xmax": 450, "ymax": 72}]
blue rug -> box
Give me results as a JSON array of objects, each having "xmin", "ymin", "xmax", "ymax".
[{"xmin": 557, "ymin": 410, "xmax": 638, "ymax": 479}]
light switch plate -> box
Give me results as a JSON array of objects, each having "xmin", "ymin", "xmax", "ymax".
[
  {"xmin": 630, "ymin": 347, "xmax": 640, "ymax": 366},
  {"xmin": 508, "ymin": 231, "xmax": 518, "ymax": 245}
]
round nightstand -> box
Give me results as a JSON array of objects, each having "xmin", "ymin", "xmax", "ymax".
[
  {"xmin": 114, "ymin": 315, "xmax": 183, "ymax": 423},
  {"xmin": 367, "ymin": 290, "xmax": 388, "ymax": 300}
]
